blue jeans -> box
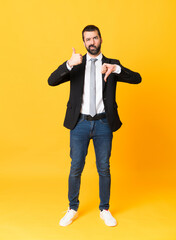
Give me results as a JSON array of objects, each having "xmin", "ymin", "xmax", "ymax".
[{"xmin": 68, "ymin": 114, "xmax": 113, "ymax": 211}]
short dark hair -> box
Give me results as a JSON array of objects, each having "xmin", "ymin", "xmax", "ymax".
[{"xmin": 82, "ymin": 25, "xmax": 101, "ymax": 41}]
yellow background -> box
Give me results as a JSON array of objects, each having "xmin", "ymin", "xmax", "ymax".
[{"xmin": 0, "ymin": 0, "xmax": 176, "ymax": 239}]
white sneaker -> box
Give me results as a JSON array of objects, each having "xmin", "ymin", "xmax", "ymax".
[
  {"xmin": 100, "ymin": 209, "xmax": 117, "ymax": 226},
  {"xmin": 59, "ymin": 208, "xmax": 78, "ymax": 226}
]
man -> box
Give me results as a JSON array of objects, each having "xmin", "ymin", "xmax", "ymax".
[{"xmin": 48, "ymin": 25, "xmax": 142, "ymax": 227}]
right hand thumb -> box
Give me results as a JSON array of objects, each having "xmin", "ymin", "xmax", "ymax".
[{"xmin": 72, "ymin": 48, "xmax": 76, "ymax": 54}]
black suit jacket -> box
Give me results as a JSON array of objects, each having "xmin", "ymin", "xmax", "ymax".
[{"xmin": 48, "ymin": 54, "xmax": 142, "ymax": 132}]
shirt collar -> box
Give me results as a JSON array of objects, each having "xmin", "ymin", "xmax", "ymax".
[{"xmin": 86, "ymin": 52, "xmax": 103, "ymax": 61}]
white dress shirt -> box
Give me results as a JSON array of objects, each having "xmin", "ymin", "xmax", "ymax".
[{"xmin": 66, "ymin": 52, "xmax": 121, "ymax": 115}]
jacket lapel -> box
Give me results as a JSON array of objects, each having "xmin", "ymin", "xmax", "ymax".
[{"xmin": 78, "ymin": 54, "xmax": 86, "ymax": 95}]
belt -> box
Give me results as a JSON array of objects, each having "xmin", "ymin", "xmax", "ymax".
[{"xmin": 80, "ymin": 112, "xmax": 106, "ymax": 121}]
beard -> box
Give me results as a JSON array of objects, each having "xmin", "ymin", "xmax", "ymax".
[{"xmin": 86, "ymin": 43, "xmax": 101, "ymax": 55}]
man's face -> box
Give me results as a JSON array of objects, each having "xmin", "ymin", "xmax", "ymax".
[{"xmin": 83, "ymin": 30, "xmax": 102, "ymax": 56}]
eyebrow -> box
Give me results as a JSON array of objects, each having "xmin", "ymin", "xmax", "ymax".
[{"xmin": 86, "ymin": 36, "xmax": 98, "ymax": 41}]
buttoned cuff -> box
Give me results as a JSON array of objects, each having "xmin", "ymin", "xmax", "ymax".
[
  {"xmin": 66, "ymin": 61, "xmax": 73, "ymax": 71},
  {"xmin": 113, "ymin": 64, "xmax": 121, "ymax": 74}
]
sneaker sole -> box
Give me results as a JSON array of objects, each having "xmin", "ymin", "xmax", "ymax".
[
  {"xmin": 59, "ymin": 213, "xmax": 78, "ymax": 227},
  {"xmin": 100, "ymin": 214, "xmax": 117, "ymax": 227}
]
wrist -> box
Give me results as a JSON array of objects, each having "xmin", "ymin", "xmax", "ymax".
[
  {"xmin": 113, "ymin": 65, "xmax": 117, "ymax": 72},
  {"xmin": 68, "ymin": 60, "xmax": 73, "ymax": 68},
  {"xmin": 66, "ymin": 61, "xmax": 73, "ymax": 71}
]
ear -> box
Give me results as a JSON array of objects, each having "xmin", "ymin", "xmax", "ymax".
[{"xmin": 101, "ymin": 38, "xmax": 103, "ymax": 44}]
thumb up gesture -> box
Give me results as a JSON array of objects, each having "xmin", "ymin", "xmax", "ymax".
[{"xmin": 68, "ymin": 48, "xmax": 83, "ymax": 67}]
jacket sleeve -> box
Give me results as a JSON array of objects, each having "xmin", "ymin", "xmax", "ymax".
[
  {"xmin": 48, "ymin": 61, "xmax": 70, "ymax": 86},
  {"xmin": 112, "ymin": 59, "xmax": 142, "ymax": 84}
]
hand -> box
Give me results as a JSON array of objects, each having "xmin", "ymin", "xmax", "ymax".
[
  {"xmin": 67, "ymin": 48, "xmax": 83, "ymax": 67},
  {"xmin": 101, "ymin": 63, "xmax": 117, "ymax": 82}
]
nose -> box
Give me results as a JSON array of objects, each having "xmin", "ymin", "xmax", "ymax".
[{"xmin": 90, "ymin": 38, "xmax": 94, "ymax": 45}]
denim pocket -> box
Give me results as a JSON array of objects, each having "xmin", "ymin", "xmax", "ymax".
[
  {"xmin": 77, "ymin": 116, "xmax": 84, "ymax": 124},
  {"xmin": 99, "ymin": 118, "xmax": 109, "ymax": 125}
]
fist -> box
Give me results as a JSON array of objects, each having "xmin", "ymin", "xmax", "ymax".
[
  {"xmin": 101, "ymin": 63, "xmax": 117, "ymax": 82},
  {"xmin": 68, "ymin": 48, "xmax": 83, "ymax": 67}
]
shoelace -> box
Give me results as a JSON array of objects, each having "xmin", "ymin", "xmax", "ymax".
[
  {"xmin": 102, "ymin": 210, "xmax": 113, "ymax": 219},
  {"xmin": 61, "ymin": 208, "xmax": 76, "ymax": 217}
]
